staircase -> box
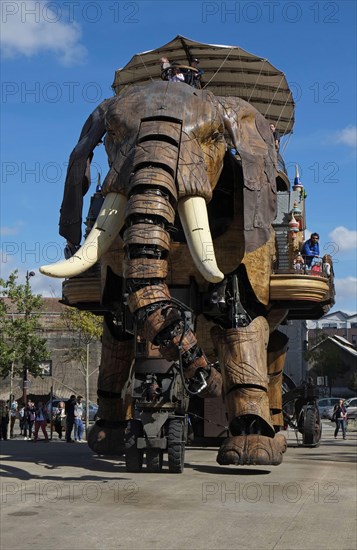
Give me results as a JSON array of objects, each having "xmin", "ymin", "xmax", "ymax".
[{"xmin": 275, "ymin": 228, "xmax": 290, "ymax": 271}]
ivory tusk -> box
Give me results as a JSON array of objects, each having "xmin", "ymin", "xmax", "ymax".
[
  {"xmin": 40, "ymin": 192, "xmax": 127, "ymax": 278},
  {"xmin": 178, "ymin": 196, "xmax": 224, "ymax": 283}
]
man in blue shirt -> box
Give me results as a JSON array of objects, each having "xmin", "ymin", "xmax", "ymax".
[{"xmin": 301, "ymin": 233, "xmax": 320, "ymax": 267}]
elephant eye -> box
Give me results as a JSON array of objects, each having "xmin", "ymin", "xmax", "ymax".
[{"xmin": 211, "ymin": 131, "xmax": 223, "ymax": 142}]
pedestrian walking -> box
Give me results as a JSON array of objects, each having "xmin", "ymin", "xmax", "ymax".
[
  {"xmin": 0, "ymin": 400, "xmax": 9, "ymax": 440},
  {"xmin": 33, "ymin": 401, "xmax": 49, "ymax": 442},
  {"xmin": 9, "ymin": 398, "xmax": 18, "ymax": 438},
  {"xmin": 54, "ymin": 401, "xmax": 66, "ymax": 439},
  {"xmin": 19, "ymin": 406, "xmax": 26, "ymax": 435},
  {"xmin": 24, "ymin": 399, "xmax": 36, "ymax": 440},
  {"xmin": 332, "ymin": 399, "xmax": 347, "ymax": 440},
  {"xmin": 74, "ymin": 396, "xmax": 84, "ymax": 442},
  {"xmin": 65, "ymin": 395, "xmax": 77, "ymax": 443}
]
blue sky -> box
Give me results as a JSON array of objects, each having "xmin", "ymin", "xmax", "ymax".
[{"xmin": 1, "ymin": 0, "xmax": 356, "ymax": 313}]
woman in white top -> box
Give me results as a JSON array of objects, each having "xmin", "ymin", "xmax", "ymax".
[{"xmin": 169, "ymin": 67, "xmax": 185, "ymax": 83}]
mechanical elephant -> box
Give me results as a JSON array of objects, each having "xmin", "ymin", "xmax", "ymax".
[{"xmin": 41, "ymin": 80, "xmax": 287, "ymax": 466}]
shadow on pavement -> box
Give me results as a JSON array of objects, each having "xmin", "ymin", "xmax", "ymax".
[
  {"xmin": 190, "ymin": 464, "xmax": 272, "ymax": 475},
  {"xmin": 0, "ymin": 439, "xmax": 128, "ymax": 481}
]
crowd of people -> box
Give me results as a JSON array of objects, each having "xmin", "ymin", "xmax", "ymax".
[
  {"xmin": 0, "ymin": 395, "xmax": 86, "ymax": 442},
  {"xmin": 292, "ymin": 233, "xmax": 334, "ymax": 277}
]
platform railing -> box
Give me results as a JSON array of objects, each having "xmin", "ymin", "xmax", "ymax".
[{"xmin": 273, "ymin": 255, "xmax": 334, "ymax": 278}]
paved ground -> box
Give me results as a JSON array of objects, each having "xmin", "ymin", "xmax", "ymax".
[{"xmin": 1, "ymin": 420, "xmax": 356, "ymax": 550}]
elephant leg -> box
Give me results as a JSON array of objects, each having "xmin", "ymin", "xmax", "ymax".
[
  {"xmin": 267, "ymin": 331, "xmax": 289, "ymax": 428},
  {"xmin": 148, "ymin": 303, "xmax": 222, "ymax": 397},
  {"xmin": 88, "ymin": 317, "xmax": 134, "ymax": 455},
  {"xmin": 211, "ymin": 317, "xmax": 286, "ymax": 465},
  {"xmin": 128, "ymin": 285, "xmax": 222, "ymax": 397}
]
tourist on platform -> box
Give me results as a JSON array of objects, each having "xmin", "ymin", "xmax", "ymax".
[
  {"xmin": 322, "ymin": 254, "xmax": 334, "ymax": 277},
  {"xmin": 188, "ymin": 58, "xmax": 204, "ymax": 88},
  {"xmin": 269, "ymin": 123, "xmax": 281, "ymax": 151},
  {"xmin": 293, "ymin": 253, "xmax": 305, "ymax": 271},
  {"xmin": 301, "ymin": 233, "xmax": 320, "ymax": 267},
  {"xmin": 169, "ymin": 66, "xmax": 185, "ymax": 82},
  {"xmin": 160, "ymin": 56, "xmax": 171, "ymax": 79}
]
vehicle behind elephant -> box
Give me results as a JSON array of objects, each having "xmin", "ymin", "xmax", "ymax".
[{"xmin": 282, "ymin": 380, "xmax": 322, "ymax": 446}]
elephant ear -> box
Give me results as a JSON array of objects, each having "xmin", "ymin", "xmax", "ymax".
[
  {"xmin": 215, "ymin": 96, "xmax": 277, "ymax": 254},
  {"xmin": 59, "ymin": 97, "xmax": 117, "ymax": 245}
]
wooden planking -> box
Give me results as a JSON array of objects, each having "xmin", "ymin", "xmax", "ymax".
[
  {"xmin": 123, "ymin": 223, "xmax": 171, "ymax": 250},
  {"xmin": 125, "ymin": 193, "xmax": 176, "ymax": 224},
  {"xmin": 123, "ymin": 258, "xmax": 168, "ymax": 279},
  {"xmin": 139, "ymin": 120, "xmax": 182, "ymax": 145},
  {"xmin": 133, "ymin": 141, "xmax": 178, "ymax": 175},
  {"xmin": 270, "ymin": 274, "xmax": 330, "ymax": 301},
  {"xmin": 129, "ymin": 167, "xmax": 177, "ymax": 199}
]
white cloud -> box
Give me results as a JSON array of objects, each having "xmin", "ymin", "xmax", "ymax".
[
  {"xmin": 1, "ymin": 1, "xmax": 87, "ymax": 66},
  {"xmin": 335, "ymin": 125, "xmax": 357, "ymax": 148},
  {"xmin": 0, "ymin": 261, "xmax": 62, "ymax": 297},
  {"xmin": 0, "ymin": 252, "xmax": 16, "ymax": 278},
  {"xmin": 31, "ymin": 272, "xmax": 62, "ymax": 297},
  {"xmin": 328, "ymin": 227, "xmax": 357, "ymax": 252},
  {"xmin": 0, "ymin": 221, "xmax": 24, "ymax": 236},
  {"xmin": 333, "ymin": 277, "xmax": 357, "ymax": 313}
]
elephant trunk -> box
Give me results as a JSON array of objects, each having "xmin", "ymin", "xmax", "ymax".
[{"xmin": 124, "ymin": 118, "xmax": 221, "ymax": 396}]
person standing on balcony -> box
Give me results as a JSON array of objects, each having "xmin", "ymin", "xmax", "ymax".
[
  {"xmin": 301, "ymin": 233, "xmax": 320, "ymax": 267},
  {"xmin": 160, "ymin": 57, "xmax": 171, "ymax": 80},
  {"xmin": 293, "ymin": 253, "xmax": 305, "ymax": 271},
  {"xmin": 269, "ymin": 123, "xmax": 281, "ymax": 151},
  {"xmin": 322, "ymin": 254, "xmax": 334, "ymax": 277}
]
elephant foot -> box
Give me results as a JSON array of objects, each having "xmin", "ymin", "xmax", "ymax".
[
  {"xmin": 87, "ymin": 419, "xmax": 126, "ymax": 456},
  {"xmin": 217, "ymin": 433, "xmax": 287, "ymax": 466}
]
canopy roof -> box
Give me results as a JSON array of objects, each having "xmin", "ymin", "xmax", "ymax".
[{"xmin": 113, "ymin": 35, "xmax": 295, "ymax": 135}]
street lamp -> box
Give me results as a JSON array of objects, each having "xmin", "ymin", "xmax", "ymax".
[{"xmin": 22, "ymin": 270, "xmax": 35, "ymax": 404}]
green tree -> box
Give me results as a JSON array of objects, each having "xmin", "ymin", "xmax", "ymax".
[
  {"xmin": 305, "ymin": 340, "xmax": 350, "ymax": 396},
  {"xmin": 0, "ymin": 271, "xmax": 50, "ymax": 387},
  {"xmin": 348, "ymin": 372, "xmax": 357, "ymax": 393},
  {"xmin": 61, "ymin": 308, "xmax": 102, "ymax": 435}
]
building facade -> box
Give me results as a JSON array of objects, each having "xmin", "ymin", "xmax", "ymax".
[{"xmin": 307, "ymin": 311, "xmax": 357, "ymax": 348}]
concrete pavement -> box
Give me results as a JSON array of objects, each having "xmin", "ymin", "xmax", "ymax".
[{"xmin": 1, "ymin": 420, "xmax": 356, "ymax": 550}]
